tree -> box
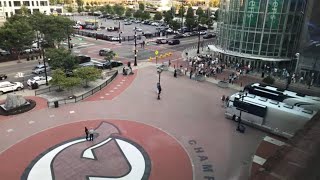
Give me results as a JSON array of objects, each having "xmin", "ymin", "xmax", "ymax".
[
  {"xmin": 186, "ymin": 6, "xmax": 194, "ymax": 18},
  {"xmin": 103, "ymin": 51, "xmax": 116, "ymax": 61},
  {"xmin": 125, "ymin": 8, "xmax": 133, "ymax": 18},
  {"xmin": 200, "ymin": 16, "xmax": 207, "ymax": 25},
  {"xmin": 141, "ymin": 11, "xmax": 150, "ymax": 20},
  {"xmin": 113, "ymin": 4, "xmax": 125, "ymax": 16},
  {"xmin": 46, "ymin": 48, "xmax": 78, "ymax": 72},
  {"xmin": 185, "ymin": 18, "xmax": 195, "ymax": 30},
  {"xmin": 76, "ymin": 0, "xmax": 84, "ymax": 8},
  {"xmin": 61, "ymin": 76, "xmax": 81, "ymax": 93},
  {"xmin": 20, "ymin": 5, "xmax": 30, "ymax": 15},
  {"xmin": 171, "ymin": 20, "xmax": 181, "ymax": 31},
  {"xmin": 74, "ymin": 67, "xmax": 101, "ymax": 87},
  {"xmin": 85, "ymin": 5, "xmax": 90, "ymax": 11},
  {"xmin": 0, "ymin": 18, "xmax": 35, "ymax": 62},
  {"xmin": 67, "ymin": 6, "xmax": 73, "ymax": 12},
  {"xmin": 178, "ymin": 6, "xmax": 185, "ymax": 17},
  {"xmin": 209, "ymin": 0, "xmax": 220, "ymax": 7},
  {"xmin": 196, "ymin": 7, "xmax": 204, "ymax": 18},
  {"xmin": 164, "ymin": 10, "xmax": 173, "ymax": 24},
  {"xmin": 50, "ymin": 69, "xmax": 66, "ymax": 88},
  {"xmin": 154, "ymin": 12, "xmax": 162, "ymax": 21},
  {"xmin": 139, "ymin": 3, "xmax": 145, "ymax": 11},
  {"xmin": 133, "ymin": 10, "xmax": 143, "ymax": 19},
  {"xmin": 29, "ymin": 13, "xmax": 74, "ymax": 47}
]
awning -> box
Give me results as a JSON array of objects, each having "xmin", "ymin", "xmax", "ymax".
[{"xmin": 207, "ymin": 45, "xmax": 292, "ymax": 62}]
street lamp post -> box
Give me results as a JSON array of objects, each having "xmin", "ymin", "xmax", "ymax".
[
  {"xmin": 134, "ymin": 27, "xmax": 137, "ymax": 66},
  {"xmin": 236, "ymin": 91, "xmax": 246, "ymax": 133},
  {"xmin": 43, "ymin": 55, "xmax": 49, "ymax": 86},
  {"xmin": 119, "ymin": 31, "xmax": 122, "ymax": 43},
  {"xmin": 294, "ymin": 53, "xmax": 300, "ymax": 73},
  {"xmin": 157, "ymin": 67, "xmax": 163, "ymax": 100},
  {"xmin": 197, "ymin": 24, "xmax": 201, "ymax": 54}
]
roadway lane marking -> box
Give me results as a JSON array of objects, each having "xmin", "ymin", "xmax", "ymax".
[
  {"xmin": 253, "ymin": 155, "xmax": 266, "ymax": 165},
  {"xmin": 117, "ymin": 84, "xmax": 121, "ymax": 87},
  {"xmin": 264, "ymin": 136, "xmax": 285, "ymax": 146},
  {"xmin": 109, "ymin": 90, "xmax": 114, "ymax": 92},
  {"xmin": 7, "ymin": 129, "xmax": 13, "ymax": 133},
  {"xmin": 49, "ymin": 115, "xmax": 55, "ymax": 118},
  {"xmin": 100, "ymin": 96, "xmax": 104, "ymax": 99},
  {"xmin": 105, "ymin": 93, "xmax": 110, "ymax": 96},
  {"xmin": 113, "ymin": 87, "xmax": 118, "ymax": 89},
  {"xmin": 69, "ymin": 111, "xmax": 75, "ymax": 114},
  {"xmin": 28, "ymin": 121, "xmax": 35, "ymax": 124}
]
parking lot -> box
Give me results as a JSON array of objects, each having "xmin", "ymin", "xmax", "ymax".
[{"xmin": 72, "ymin": 16, "xmax": 161, "ymax": 37}]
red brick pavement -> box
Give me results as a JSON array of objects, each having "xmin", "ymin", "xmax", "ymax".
[
  {"xmin": 85, "ymin": 69, "xmax": 137, "ymax": 101},
  {"xmin": 0, "ymin": 119, "xmax": 193, "ymax": 180},
  {"xmin": 0, "ymin": 96, "xmax": 47, "ymax": 121}
]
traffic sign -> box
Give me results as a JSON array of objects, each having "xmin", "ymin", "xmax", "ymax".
[{"xmin": 155, "ymin": 50, "xmax": 159, "ymax": 55}]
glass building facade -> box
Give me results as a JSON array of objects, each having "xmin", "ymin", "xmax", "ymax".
[{"xmin": 217, "ymin": 0, "xmax": 306, "ymax": 59}]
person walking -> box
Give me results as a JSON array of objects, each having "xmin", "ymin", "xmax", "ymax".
[
  {"xmin": 89, "ymin": 128, "xmax": 94, "ymax": 141},
  {"xmin": 169, "ymin": 60, "xmax": 171, "ymax": 67},
  {"xmin": 85, "ymin": 127, "xmax": 89, "ymax": 141},
  {"xmin": 225, "ymin": 96, "xmax": 229, "ymax": 107},
  {"xmin": 174, "ymin": 69, "xmax": 177, "ymax": 78},
  {"xmin": 157, "ymin": 82, "xmax": 162, "ymax": 100},
  {"xmin": 221, "ymin": 95, "xmax": 226, "ymax": 107},
  {"xmin": 190, "ymin": 70, "xmax": 193, "ymax": 79}
]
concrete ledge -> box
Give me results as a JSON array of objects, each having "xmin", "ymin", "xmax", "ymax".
[{"xmin": 217, "ymin": 80, "xmax": 229, "ymax": 88}]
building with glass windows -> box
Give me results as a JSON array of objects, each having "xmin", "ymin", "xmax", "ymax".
[{"xmin": 209, "ymin": 0, "xmax": 307, "ymax": 70}]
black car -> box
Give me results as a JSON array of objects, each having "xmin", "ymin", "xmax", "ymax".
[
  {"xmin": 173, "ymin": 34, "xmax": 184, "ymax": 39},
  {"xmin": 203, "ymin": 34, "xmax": 216, "ymax": 39},
  {"xmin": 168, "ymin": 39, "xmax": 180, "ymax": 45},
  {"xmin": 193, "ymin": 26, "xmax": 208, "ymax": 31},
  {"xmin": 0, "ymin": 74, "xmax": 7, "ymax": 80},
  {"xmin": 96, "ymin": 60, "xmax": 123, "ymax": 69},
  {"xmin": 76, "ymin": 55, "xmax": 91, "ymax": 64}
]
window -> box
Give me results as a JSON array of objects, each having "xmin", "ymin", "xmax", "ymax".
[
  {"xmin": 302, "ymin": 109, "xmax": 313, "ymax": 115},
  {"xmin": 9, "ymin": 1, "xmax": 12, "ymax": 7},
  {"xmin": 14, "ymin": 1, "xmax": 21, "ymax": 6},
  {"xmin": 258, "ymin": 98, "xmax": 267, "ymax": 102},
  {"xmin": 40, "ymin": 1, "xmax": 48, "ymax": 6},
  {"xmin": 234, "ymin": 98, "xmax": 267, "ymax": 117},
  {"xmin": 269, "ymin": 101, "xmax": 279, "ymax": 105},
  {"xmin": 0, "ymin": 2, "xmax": 2, "ymax": 7},
  {"xmin": 23, "ymin": 1, "xmax": 30, "ymax": 6},
  {"xmin": 4, "ymin": 1, "xmax": 6, "ymax": 7},
  {"xmin": 32, "ymin": 1, "xmax": 34, "ymax": 6},
  {"xmin": 283, "ymin": 104, "xmax": 293, "ymax": 109},
  {"xmin": 36, "ymin": 1, "xmax": 38, "ymax": 6}
]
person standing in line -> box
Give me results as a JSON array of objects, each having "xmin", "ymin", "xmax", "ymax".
[
  {"xmin": 169, "ymin": 60, "xmax": 171, "ymax": 67},
  {"xmin": 190, "ymin": 70, "xmax": 193, "ymax": 79},
  {"xmin": 85, "ymin": 127, "xmax": 89, "ymax": 141},
  {"xmin": 89, "ymin": 128, "xmax": 94, "ymax": 141},
  {"xmin": 174, "ymin": 69, "xmax": 177, "ymax": 78}
]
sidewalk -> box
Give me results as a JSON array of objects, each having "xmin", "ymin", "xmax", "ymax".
[{"xmin": 0, "ymin": 58, "xmax": 40, "ymax": 68}]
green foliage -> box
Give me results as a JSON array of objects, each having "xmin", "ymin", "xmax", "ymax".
[
  {"xmin": 113, "ymin": 4, "xmax": 125, "ymax": 16},
  {"xmin": 178, "ymin": 6, "xmax": 185, "ymax": 17},
  {"xmin": 209, "ymin": 0, "xmax": 220, "ymax": 7},
  {"xmin": 164, "ymin": 10, "xmax": 173, "ymax": 24},
  {"xmin": 154, "ymin": 12, "xmax": 162, "ymax": 21},
  {"xmin": 103, "ymin": 51, "xmax": 116, "ymax": 61},
  {"xmin": 0, "ymin": 18, "xmax": 35, "ymax": 59},
  {"xmin": 46, "ymin": 48, "xmax": 78, "ymax": 72},
  {"xmin": 133, "ymin": 10, "xmax": 143, "ymax": 19},
  {"xmin": 200, "ymin": 17, "xmax": 207, "ymax": 25},
  {"xmin": 67, "ymin": 6, "xmax": 73, "ymax": 13},
  {"xmin": 74, "ymin": 67, "xmax": 101, "ymax": 87},
  {"xmin": 76, "ymin": 0, "xmax": 84, "ymax": 7},
  {"xmin": 29, "ymin": 13, "xmax": 74, "ymax": 47},
  {"xmin": 185, "ymin": 18, "xmax": 195, "ymax": 30},
  {"xmin": 186, "ymin": 6, "xmax": 194, "ymax": 18},
  {"xmin": 20, "ymin": 5, "xmax": 30, "ymax": 15},
  {"xmin": 61, "ymin": 76, "xmax": 81, "ymax": 91},
  {"xmin": 77, "ymin": 7, "xmax": 83, "ymax": 13},
  {"xmin": 196, "ymin": 7, "xmax": 204, "ymax": 18},
  {"xmin": 85, "ymin": 5, "xmax": 91, "ymax": 11},
  {"xmin": 139, "ymin": 3, "xmax": 145, "ymax": 11},
  {"xmin": 125, "ymin": 9, "xmax": 133, "ymax": 18},
  {"xmin": 141, "ymin": 11, "xmax": 150, "ymax": 20},
  {"xmin": 262, "ymin": 76, "xmax": 275, "ymax": 85},
  {"xmin": 51, "ymin": 69, "xmax": 66, "ymax": 87},
  {"xmin": 171, "ymin": 20, "xmax": 181, "ymax": 31}
]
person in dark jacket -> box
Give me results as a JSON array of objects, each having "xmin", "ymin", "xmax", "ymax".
[
  {"xmin": 157, "ymin": 82, "xmax": 162, "ymax": 100},
  {"xmin": 85, "ymin": 127, "xmax": 89, "ymax": 140},
  {"xmin": 174, "ymin": 69, "xmax": 177, "ymax": 78}
]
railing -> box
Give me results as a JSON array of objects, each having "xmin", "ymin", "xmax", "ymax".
[
  {"xmin": 73, "ymin": 29, "xmax": 162, "ymax": 42},
  {"xmin": 46, "ymin": 70, "xmax": 118, "ymax": 107}
]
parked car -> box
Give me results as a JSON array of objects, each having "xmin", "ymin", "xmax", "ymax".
[
  {"xmin": 166, "ymin": 28, "xmax": 174, "ymax": 33},
  {"xmin": 0, "ymin": 81, "xmax": 24, "ymax": 95},
  {"xmin": 110, "ymin": 37, "xmax": 120, "ymax": 41},
  {"xmin": 133, "ymin": 27, "xmax": 142, "ymax": 32},
  {"xmin": 99, "ymin": 48, "xmax": 112, "ymax": 56},
  {"xmin": 76, "ymin": 55, "xmax": 91, "ymax": 64},
  {"xmin": 156, "ymin": 38, "xmax": 168, "ymax": 44},
  {"xmin": 173, "ymin": 34, "xmax": 185, "ymax": 39},
  {"xmin": 27, "ymin": 76, "xmax": 52, "ymax": 86},
  {"xmin": 0, "ymin": 49, "xmax": 10, "ymax": 56},
  {"xmin": 203, "ymin": 33, "xmax": 216, "ymax": 39},
  {"xmin": 0, "ymin": 74, "xmax": 7, "ymax": 80},
  {"xmin": 124, "ymin": 21, "xmax": 132, "ymax": 25},
  {"xmin": 200, "ymin": 31, "xmax": 207, "ymax": 35},
  {"xmin": 96, "ymin": 60, "xmax": 123, "ymax": 69},
  {"xmin": 107, "ymin": 27, "xmax": 119, "ymax": 31},
  {"xmin": 168, "ymin": 39, "xmax": 180, "ymax": 45},
  {"xmin": 32, "ymin": 64, "xmax": 50, "ymax": 74},
  {"xmin": 151, "ymin": 22, "xmax": 159, "ymax": 26}
]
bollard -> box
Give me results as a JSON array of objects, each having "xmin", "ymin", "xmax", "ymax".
[{"xmin": 240, "ymin": 82, "xmax": 242, "ymax": 87}]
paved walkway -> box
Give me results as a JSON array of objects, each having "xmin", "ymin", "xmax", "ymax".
[{"xmin": 0, "ymin": 64, "xmax": 265, "ymax": 180}]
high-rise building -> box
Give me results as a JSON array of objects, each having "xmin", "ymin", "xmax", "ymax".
[
  {"xmin": 210, "ymin": 0, "xmax": 307, "ymax": 70},
  {"xmin": 0, "ymin": 0, "xmax": 51, "ymax": 18}
]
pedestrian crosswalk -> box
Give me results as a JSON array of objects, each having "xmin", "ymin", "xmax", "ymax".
[{"xmin": 74, "ymin": 43, "xmax": 95, "ymax": 49}]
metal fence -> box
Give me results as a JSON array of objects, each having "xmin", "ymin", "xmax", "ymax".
[
  {"xmin": 46, "ymin": 70, "xmax": 118, "ymax": 107},
  {"xmin": 73, "ymin": 29, "xmax": 161, "ymax": 42}
]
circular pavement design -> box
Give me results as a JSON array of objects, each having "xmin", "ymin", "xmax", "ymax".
[{"xmin": 0, "ymin": 119, "xmax": 193, "ymax": 180}]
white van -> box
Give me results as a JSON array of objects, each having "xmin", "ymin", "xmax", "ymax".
[{"xmin": 0, "ymin": 81, "xmax": 24, "ymax": 95}]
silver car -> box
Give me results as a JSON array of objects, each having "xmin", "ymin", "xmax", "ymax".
[{"xmin": 32, "ymin": 64, "xmax": 50, "ymax": 74}]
